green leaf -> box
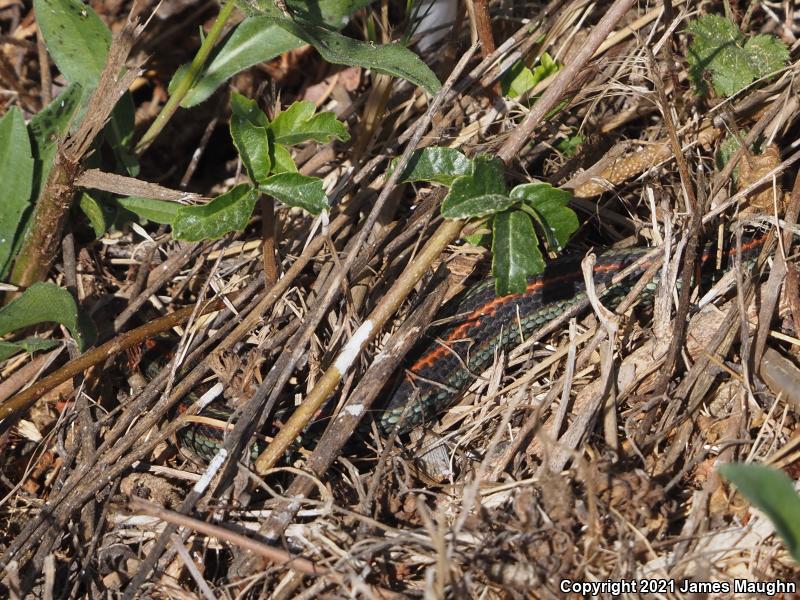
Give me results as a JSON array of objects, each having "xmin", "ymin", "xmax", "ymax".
[
  {"xmin": 720, "ymin": 463, "xmax": 800, "ymax": 562},
  {"xmin": 237, "ymin": 0, "xmax": 375, "ymax": 24},
  {"xmin": 175, "ymin": 17, "xmax": 304, "ymax": 107},
  {"xmin": 442, "ymin": 194, "xmax": 515, "ymax": 219},
  {"xmin": 462, "ymin": 233, "xmax": 481, "ymax": 245},
  {"xmin": 0, "ymin": 108, "xmax": 34, "ymax": 277},
  {"xmin": 272, "ymin": 17, "xmax": 441, "ymax": 95},
  {"xmin": 177, "ymin": 2, "xmax": 376, "ymax": 107},
  {"xmin": 500, "ymin": 52, "xmax": 560, "ymax": 98},
  {"xmin": 34, "ymin": 0, "xmax": 111, "ymax": 88},
  {"xmin": 114, "ymin": 196, "xmax": 182, "ymax": 225},
  {"xmin": 556, "ymin": 132, "xmax": 585, "ymax": 157},
  {"xmin": 28, "ymin": 84, "xmax": 83, "ymax": 201},
  {"xmin": 510, "ymin": 183, "xmax": 577, "ymax": 250},
  {"xmin": 79, "ymin": 193, "xmax": 109, "ymax": 237},
  {"xmin": 441, "ymin": 155, "xmax": 507, "ymax": 219},
  {"xmin": 687, "ymin": 15, "xmax": 788, "ymax": 97},
  {"xmin": 269, "ymin": 100, "xmax": 350, "ymax": 145},
  {"xmin": 230, "ymin": 91, "xmax": 270, "ymax": 127},
  {"xmin": 104, "ymin": 92, "xmax": 139, "ymax": 177},
  {"xmin": 0, "ymin": 337, "xmax": 59, "ymax": 362},
  {"xmin": 3, "ymin": 85, "xmax": 84, "ymax": 280},
  {"xmin": 172, "ymin": 185, "xmax": 259, "ymax": 241},
  {"xmin": 271, "ymin": 144, "xmax": 298, "ymax": 173},
  {"xmin": 259, "ymin": 173, "xmax": 328, "ymax": 214},
  {"xmin": 491, "ymin": 210, "xmax": 545, "ymax": 296},
  {"xmin": 0, "ymin": 282, "xmax": 95, "ymax": 350},
  {"xmin": 392, "ymin": 147, "xmax": 473, "ymax": 186},
  {"xmin": 230, "ymin": 92, "xmax": 272, "ymax": 184}
]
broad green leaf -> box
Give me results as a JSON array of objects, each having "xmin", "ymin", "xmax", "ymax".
[
  {"xmin": 238, "ymin": 0, "xmax": 375, "ymax": 24},
  {"xmin": 79, "ymin": 193, "xmax": 109, "ymax": 237},
  {"xmin": 0, "ymin": 282, "xmax": 95, "ymax": 350},
  {"xmin": 177, "ymin": 1, "xmax": 376, "ymax": 106},
  {"xmin": 28, "ymin": 84, "xmax": 83, "ymax": 201},
  {"xmin": 114, "ymin": 196, "xmax": 182, "ymax": 225},
  {"xmin": 27, "ymin": 83, "xmax": 83, "ymax": 151},
  {"xmin": 273, "ymin": 17, "xmax": 441, "ymax": 95},
  {"xmin": 172, "ymin": 185, "xmax": 259, "ymax": 241},
  {"xmin": 175, "ymin": 18, "xmax": 303, "ymax": 107},
  {"xmin": 392, "ymin": 147, "xmax": 473, "ymax": 186},
  {"xmin": 3, "ymin": 85, "xmax": 84, "ymax": 280},
  {"xmin": 442, "ymin": 194, "xmax": 515, "ymax": 219},
  {"xmin": 525, "ymin": 198, "xmax": 578, "ymax": 251},
  {"xmin": 441, "ymin": 155, "xmax": 506, "ymax": 218},
  {"xmin": 271, "ymin": 144, "xmax": 298, "ymax": 173},
  {"xmin": 492, "ymin": 210, "xmax": 544, "ymax": 296},
  {"xmin": 501, "ymin": 52, "xmax": 559, "ymax": 98},
  {"xmin": 269, "ymin": 100, "xmax": 350, "ymax": 145},
  {"xmin": 510, "ymin": 183, "xmax": 577, "ymax": 250},
  {"xmin": 687, "ymin": 15, "xmax": 788, "ymax": 97},
  {"xmin": 230, "ymin": 93, "xmax": 272, "ymax": 183},
  {"xmin": 0, "ymin": 337, "xmax": 59, "ymax": 362},
  {"xmin": 34, "ymin": 0, "xmax": 111, "ymax": 88},
  {"xmin": 259, "ymin": 173, "xmax": 327, "ymax": 214},
  {"xmin": 0, "ymin": 108, "xmax": 34, "ymax": 276},
  {"xmin": 720, "ymin": 463, "xmax": 800, "ymax": 562},
  {"xmin": 230, "ymin": 91, "xmax": 270, "ymax": 126}
]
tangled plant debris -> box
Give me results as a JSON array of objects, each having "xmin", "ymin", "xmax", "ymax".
[{"xmin": 1, "ymin": 0, "xmax": 800, "ymax": 597}]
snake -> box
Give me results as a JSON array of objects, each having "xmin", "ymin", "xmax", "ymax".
[{"xmin": 150, "ymin": 232, "xmax": 767, "ymax": 461}]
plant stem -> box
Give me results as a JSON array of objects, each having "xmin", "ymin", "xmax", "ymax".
[
  {"xmin": 9, "ymin": 156, "xmax": 80, "ymax": 289},
  {"xmin": 260, "ymin": 195, "xmax": 279, "ymax": 285},
  {"xmin": 135, "ymin": 0, "xmax": 237, "ymax": 155},
  {"xmin": 472, "ymin": 0, "xmax": 495, "ymax": 57}
]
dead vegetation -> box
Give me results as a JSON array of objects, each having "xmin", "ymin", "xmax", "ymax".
[{"xmin": 1, "ymin": 0, "xmax": 800, "ymax": 597}]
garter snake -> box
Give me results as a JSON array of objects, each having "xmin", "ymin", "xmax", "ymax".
[{"xmin": 145, "ymin": 233, "xmax": 767, "ymax": 460}]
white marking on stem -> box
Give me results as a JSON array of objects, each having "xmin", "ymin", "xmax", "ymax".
[
  {"xmin": 193, "ymin": 449, "xmax": 227, "ymax": 494},
  {"xmin": 334, "ymin": 321, "xmax": 374, "ymax": 374}
]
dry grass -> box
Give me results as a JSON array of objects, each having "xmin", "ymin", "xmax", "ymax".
[{"xmin": 1, "ymin": 0, "xmax": 800, "ymax": 597}]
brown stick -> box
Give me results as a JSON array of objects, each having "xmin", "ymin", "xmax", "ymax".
[
  {"xmin": 260, "ymin": 195, "xmax": 279, "ymax": 286},
  {"xmin": 648, "ymin": 46, "xmax": 703, "ymax": 395},
  {"xmin": 472, "ymin": 0, "xmax": 495, "ymax": 57}
]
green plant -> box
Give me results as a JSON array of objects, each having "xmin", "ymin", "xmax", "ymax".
[
  {"xmin": 0, "ymin": 283, "xmax": 95, "ymax": 362},
  {"xmin": 687, "ymin": 14, "xmax": 788, "ymax": 98},
  {"xmin": 556, "ymin": 131, "xmax": 585, "ymax": 157},
  {"xmin": 117, "ymin": 96, "xmax": 349, "ymax": 242},
  {"xmin": 393, "ymin": 147, "xmax": 578, "ymax": 295},
  {"xmin": 5, "ymin": 0, "xmax": 438, "ymax": 289},
  {"xmin": 0, "ymin": 0, "xmax": 436, "ymax": 358},
  {"xmin": 139, "ymin": 0, "xmax": 440, "ymax": 150},
  {"xmin": 500, "ymin": 52, "xmax": 559, "ymax": 99},
  {"xmin": 170, "ymin": 0, "xmax": 441, "ymax": 108},
  {"xmin": 720, "ymin": 463, "xmax": 800, "ymax": 563}
]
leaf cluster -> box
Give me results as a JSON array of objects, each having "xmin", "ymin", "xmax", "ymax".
[
  {"xmin": 393, "ymin": 148, "xmax": 578, "ymax": 296},
  {"xmin": 500, "ymin": 52, "xmax": 559, "ymax": 99},
  {"xmin": 172, "ymin": 0, "xmax": 441, "ymax": 107},
  {"xmin": 687, "ymin": 14, "xmax": 788, "ymax": 98},
  {"xmin": 118, "ymin": 97, "xmax": 349, "ymax": 242}
]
